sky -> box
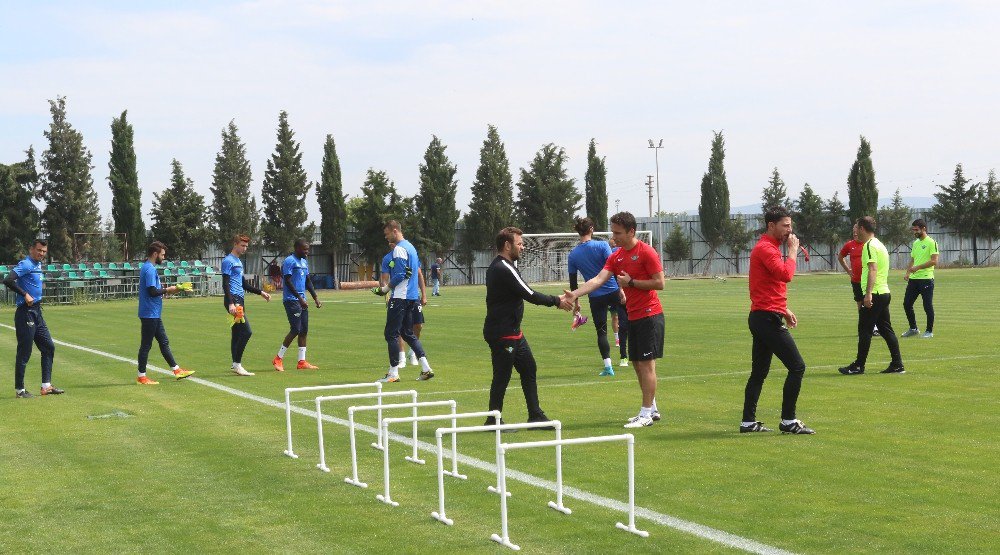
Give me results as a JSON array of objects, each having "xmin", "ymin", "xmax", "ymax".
[{"xmin": 2, "ymin": 1, "xmax": 999, "ymax": 225}]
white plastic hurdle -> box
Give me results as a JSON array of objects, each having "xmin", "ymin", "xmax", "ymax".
[
  {"xmin": 430, "ymin": 421, "xmax": 564, "ymax": 526},
  {"xmin": 377, "ymin": 410, "xmax": 501, "ymax": 507},
  {"xmin": 315, "ymin": 390, "xmax": 418, "ymax": 473},
  {"xmin": 491, "ymin": 434, "xmax": 648, "ymax": 551},
  {"xmin": 344, "ymin": 400, "xmax": 458, "ymax": 488},
  {"xmin": 283, "ymin": 382, "xmax": 381, "ymax": 458}
]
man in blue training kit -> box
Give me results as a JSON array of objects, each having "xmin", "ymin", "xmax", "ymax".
[
  {"xmin": 568, "ymin": 217, "xmax": 624, "ymax": 377},
  {"xmin": 3, "ymin": 239, "xmax": 62, "ymax": 398},
  {"xmin": 136, "ymin": 241, "xmax": 196, "ymax": 385},
  {"xmin": 371, "ymin": 220, "xmax": 434, "ymax": 382},
  {"xmin": 222, "ymin": 234, "xmax": 271, "ymax": 376},
  {"xmin": 273, "ymin": 238, "xmax": 322, "ymax": 371}
]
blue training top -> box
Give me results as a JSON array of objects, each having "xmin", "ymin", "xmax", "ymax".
[
  {"xmin": 282, "ymin": 254, "xmax": 309, "ymax": 302},
  {"xmin": 138, "ymin": 261, "xmax": 163, "ymax": 318},
  {"xmin": 221, "ymin": 253, "xmax": 245, "ymax": 298},
  {"xmin": 399, "ymin": 239, "xmax": 421, "ymax": 301},
  {"xmin": 568, "ymin": 239, "xmax": 619, "ymax": 297},
  {"xmin": 11, "ymin": 257, "xmax": 44, "ymax": 307},
  {"xmin": 381, "ymin": 251, "xmax": 392, "ymax": 275}
]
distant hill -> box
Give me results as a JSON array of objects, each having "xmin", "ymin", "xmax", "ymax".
[{"xmin": 681, "ymin": 196, "xmax": 936, "ymax": 216}]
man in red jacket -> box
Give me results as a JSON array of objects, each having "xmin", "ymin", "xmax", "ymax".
[{"xmin": 741, "ymin": 206, "xmax": 814, "ymax": 435}]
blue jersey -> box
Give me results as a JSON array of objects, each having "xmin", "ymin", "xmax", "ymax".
[
  {"xmin": 282, "ymin": 254, "xmax": 309, "ymax": 302},
  {"xmin": 221, "ymin": 253, "xmax": 245, "ymax": 298},
  {"xmin": 11, "ymin": 257, "xmax": 44, "ymax": 307},
  {"xmin": 138, "ymin": 261, "xmax": 163, "ymax": 318},
  {"xmin": 392, "ymin": 239, "xmax": 421, "ymax": 300},
  {"xmin": 568, "ymin": 240, "xmax": 619, "ymax": 297},
  {"xmin": 381, "ymin": 251, "xmax": 392, "ymax": 275}
]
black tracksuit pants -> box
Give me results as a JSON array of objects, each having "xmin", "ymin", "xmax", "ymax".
[
  {"xmin": 138, "ymin": 318, "xmax": 177, "ymax": 374},
  {"xmin": 743, "ymin": 311, "xmax": 806, "ymax": 422},
  {"xmin": 227, "ymin": 295, "xmax": 252, "ymax": 364},
  {"xmin": 14, "ymin": 303, "xmax": 55, "ymax": 390},
  {"xmin": 903, "ymin": 278, "xmax": 935, "ymax": 332},
  {"xmin": 487, "ymin": 335, "xmax": 544, "ymax": 419},
  {"xmin": 856, "ymin": 293, "xmax": 903, "ymax": 368}
]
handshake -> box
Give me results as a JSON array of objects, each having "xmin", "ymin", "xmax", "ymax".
[{"xmin": 556, "ymin": 290, "xmax": 576, "ymax": 311}]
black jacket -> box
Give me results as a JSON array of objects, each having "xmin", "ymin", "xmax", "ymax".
[{"xmin": 483, "ymin": 255, "xmax": 560, "ymax": 342}]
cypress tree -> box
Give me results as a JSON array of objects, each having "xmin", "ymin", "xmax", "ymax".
[
  {"xmin": 847, "ymin": 136, "xmax": 879, "ymax": 222},
  {"xmin": 930, "ymin": 163, "xmax": 975, "ymax": 263},
  {"xmin": 150, "ymin": 159, "xmax": 211, "ymax": 261},
  {"xmin": 260, "ymin": 111, "xmax": 314, "ymax": 252},
  {"xmin": 760, "ymin": 167, "xmax": 790, "ymax": 213},
  {"xmin": 821, "ymin": 192, "xmax": 849, "ymax": 269},
  {"xmin": 515, "ymin": 143, "xmax": 581, "ymax": 233},
  {"xmin": 584, "ymin": 138, "xmax": 608, "ymax": 230},
  {"xmin": 0, "ymin": 148, "xmax": 40, "ymax": 261},
  {"xmin": 415, "ymin": 135, "xmax": 460, "ymax": 257},
  {"xmin": 38, "ymin": 96, "xmax": 101, "ymax": 261},
  {"xmin": 969, "ymin": 170, "xmax": 1000, "ymax": 263},
  {"xmin": 316, "ymin": 134, "xmax": 349, "ymax": 262},
  {"xmin": 350, "ymin": 169, "xmax": 400, "ymax": 265},
  {"xmin": 108, "ymin": 110, "xmax": 145, "ymax": 260},
  {"xmin": 792, "ymin": 183, "xmax": 825, "ymax": 246},
  {"xmin": 210, "ymin": 120, "xmax": 259, "ymax": 250},
  {"xmin": 464, "ymin": 125, "xmax": 514, "ymax": 250},
  {"xmin": 877, "ymin": 188, "xmax": 913, "ymax": 254},
  {"xmin": 698, "ymin": 131, "xmax": 730, "ymax": 254}
]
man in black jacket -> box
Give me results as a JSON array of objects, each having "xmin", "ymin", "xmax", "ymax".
[{"xmin": 484, "ymin": 227, "xmax": 573, "ymax": 427}]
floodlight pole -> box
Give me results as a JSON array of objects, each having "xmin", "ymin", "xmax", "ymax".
[{"xmin": 648, "ymin": 139, "xmax": 665, "ymax": 262}]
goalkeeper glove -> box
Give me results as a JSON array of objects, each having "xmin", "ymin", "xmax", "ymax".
[
  {"xmin": 176, "ymin": 282, "xmax": 194, "ymax": 292},
  {"xmin": 371, "ymin": 286, "xmax": 388, "ymax": 296}
]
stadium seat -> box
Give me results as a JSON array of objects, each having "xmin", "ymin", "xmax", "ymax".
[
  {"xmin": 166, "ymin": 261, "xmax": 176, "ymax": 269},
  {"xmin": 78, "ymin": 263, "xmax": 88, "ymax": 271},
  {"xmin": 180, "ymin": 260, "xmax": 190, "ymax": 268},
  {"xmin": 107, "ymin": 262, "xmax": 119, "ymax": 270},
  {"xmin": 83, "ymin": 270, "xmax": 95, "ymax": 279},
  {"xmin": 92, "ymin": 262, "xmax": 104, "ymax": 270},
  {"xmin": 163, "ymin": 269, "xmax": 173, "ymax": 277},
  {"xmin": 204, "ymin": 266, "xmax": 216, "ymax": 275},
  {"xmin": 0, "ymin": 265, "xmax": 7, "ymax": 275},
  {"xmin": 98, "ymin": 270, "xmax": 110, "ymax": 278},
  {"xmin": 194, "ymin": 260, "xmax": 205, "ymax": 267},
  {"xmin": 62, "ymin": 264, "xmax": 72, "ymax": 271},
  {"xmin": 46, "ymin": 264, "xmax": 57, "ymax": 272},
  {"xmin": 67, "ymin": 271, "xmax": 79, "ymax": 279},
  {"xmin": 122, "ymin": 262, "xmax": 134, "ymax": 270},
  {"xmin": 177, "ymin": 268, "xmax": 187, "ymax": 276},
  {"xmin": 190, "ymin": 268, "xmax": 202, "ymax": 276}
]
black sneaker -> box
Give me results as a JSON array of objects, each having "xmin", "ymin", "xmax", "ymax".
[
  {"xmin": 739, "ymin": 421, "xmax": 772, "ymax": 433},
  {"xmin": 483, "ymin": 416, "xmax": 517, "ymax": 433},
  {"xmin": 527, "ymin": 413, "xmax": 556, "ymax": 431},
  {"xmin": 838, "ymin": 363, "xmax": 864, "ymax": 375},
  {"xmin": 880, "ymin": 363, "xmax": 906, "ymax": 374},
  {"xmin": 16, "ymin": 390, "xmax": 34, "ymax": 399},
  {"xmin": 778, "ymin": 420, "xmax": 815, "ymax": 434}
]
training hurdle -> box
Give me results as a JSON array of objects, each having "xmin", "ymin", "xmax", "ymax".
[
  {"xmin": 344, "ymin": 400, "xmax": 458, "ymax": 488},
  {"xmin": 491, "ymin": 434, "xmax": 647, "ymax": 551},
  {"xmin": 430, "ymin": 420, "xmax": 563, "ymax": 526},
  {"xmin": 377, "ymin": 410, "xmax": 501, "ymax": 507},
  {"xmin": 283, "ymin": 382, "xmax": 381, "ymax": 458},
  {"xmin": 315, "ymin": 390, "xmax": 418, "ymax": 473}
]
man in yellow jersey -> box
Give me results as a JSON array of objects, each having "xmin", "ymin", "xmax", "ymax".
[
  {"xmin": 901, "ymin": 219, "xmax": 938, "ymax": 339},
  {"xmin": 839, "ymin": 217, "xmax": 905, "ymax": 375}
]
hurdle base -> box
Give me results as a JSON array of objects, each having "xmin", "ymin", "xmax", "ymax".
[
  {"xmin": 344, "ymin": 477, "xmax": 368, "ymax": 489},
  {"xmin": 405, "ymin": 456, "xmax": 427, "ymax": 465},
  {"xmin": 615, "ymin": 522, "xmax": 649, "ymax": 537},
  {"xmin": 283, "ymin": 450, "xmax": 299, "ymax": 459},
  {"xmin": 443, "ymin": 470, "xmax": 468, "ymax": 480},
  {"xmin": 430, "ymin": 511, "xmax": 454, "ymax": 526},
  {"xmin": 490, "ymin": 533, "xmax": 520, "ymax": 551},
  {"xmin": 370, "ymin": 442, "xmax": 384, "ymax": 451},
  {"xmin": 317, "ymin": 464, "xmax": 330, "ymax": 473},
  {"xmin": 487, "ymin": 485, "xmax": 512, "ymax": 497},
  {"xmin": 375, "ymin": 494, "xmax": 399, "ymax": 507},
  {"xmin": 548, "ymin": 501, "xmax": 572, "ymax": 514}
]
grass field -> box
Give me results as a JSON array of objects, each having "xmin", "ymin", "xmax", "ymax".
[{"xmin": 1, "ymin": 268, "xmax": 998, "ymax": 554}]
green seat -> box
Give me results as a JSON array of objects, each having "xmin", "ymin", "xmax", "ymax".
[
  {"xmin": 0, "ymin": 265, "xmax": 7, "ymax": 275},
  {"xmin": 177, "ymin": 268, "xmax": 187, "ymax": 276},
  {"xmin": 67, "ymin": 271, "xmax": 79, "ymax": 279},
  {"xmin": 180, "ymin": 260, "xmax": 190, "ymax": 268},
  {"xmin": 194, "ymin": 260, "xmax": 205, "ymax": 267},
  {"xmin": 204, "ymin": 266, "xmax": 216, "ymax": 275},
  {"xmin": 122, "ymin": 262, "xmax": 134, "ymax": 271},
  {"xmin": 46, "ymin": 264, "xmax": 57, "ymax": 272},
  {"xmin": 163, "ymin": 269, "xmax": 173, "ymax": 277},
  {"xmin": 166, "ymin": 261, "xmax": 176, "ymax": 269},
  {"xmin": 107, "ymin": 262, "xmax": 119, "ymax": 270},
  {"xmin": 83, "ymin": 270, "xmax": 95, "ymax": 279},
  {"xmin": 190, "ymin": 269, "xmax": 202, "ymax": 276},
  {"xmin": 92, "ymin": 262, "xmax": 104, "ymax": 270},
  {"xmin": 78, "ymin": 263, "xmax": 88, "ymax": 271},
  {"xmin": 98, "ymin": 270, "xmax": 110, "ymax": 278},
  {"xmin": 62, "ymin": 264, "xmax": 72, "ymax": 271}
]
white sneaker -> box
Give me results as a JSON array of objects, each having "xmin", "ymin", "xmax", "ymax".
[
  {"xmin": 921, "ymin": 331, "xmax": 934, "ymax": 338},
  {"xmin": 624, "ymin": 415, "xmax": 654, "ymax": 428},
  {"xmin": 619, "ymin": 359, "xmax": 629, "ymax": 367},
  {"xmin": 651, "ymin": 410, "xmax": 661, "ymax": 422},
  {"xmin": 409, "ymin": 352, "xmax": 419, "ymax": 366},
  {"xmin": 232, "ymin": 365, "xmax": 255, "ymax": 376}
]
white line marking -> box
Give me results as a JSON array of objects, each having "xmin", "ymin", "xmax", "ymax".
[{"xmin": 0, "ymin": 323, "xmax": 795, "ymax": 554}]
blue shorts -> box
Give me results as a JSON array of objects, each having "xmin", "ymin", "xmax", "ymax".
[
  {"xmin": 410, "ymin": 301, "xmax": 425, "ymax": 325},
  {"xmin": 284, "ymin": 299, "xmax": 308, "ymax": 335}
]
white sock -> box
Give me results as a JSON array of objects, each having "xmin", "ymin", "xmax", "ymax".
[
  {"xmin": 603, "ymin": 358, "xmax": 612, "ymax": 368},
  {"xmin": 138, "ymin": 372, "xmax": 146, "ymax": 378},
  {"xmin": 389, "ymin": 365, "xmax": 399, "ymax": 377},
  {"xmin": 298, "ymin": 347, "xmax": 307, "ymax": 361},
  {"xmin": 172, "ymin": 365, "xmax": 180, "ymax": 371},
  {"xmin": 639, "ymin": 406, "xmax": 652, "ymax": 418},
  {"xmin": 651, "ymin": 399, "xmax": 658, "ymax": 412},
  {"xmin": 232, "ymin": 362, "xmax": 238, "ymax": 369},
  {"xmin": 278, "ymin": 345, "xmax": 288, "ymax": 358},
  {"xmin": 741, "ymin": 421, "xmax": 757, "ymax": 427},
  {"xmin": 42, "ymin": 382, "xmax": 51, "ymax": 388},
  {"xmin": 399, "ymin": 351, "xmax": 406, "ymax": 363},
  {"xmin": 419, "ymin": 357, "xmax": 432, "ymax": 372},
  {"xmin": 781, "ymin": 419, "xmax": 798, "ymax": 425},
  {"xmin": 16, "ymin": 388, "xmax": 25, "ymax": 393},
  {"xmin": 614, "ymin": 332, "xmax": 619, "ymax": 340}
]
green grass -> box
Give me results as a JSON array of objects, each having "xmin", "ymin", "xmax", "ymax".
[{"xmin": 1, "ymin": 268, "xmax": 997, "ymax": 554}]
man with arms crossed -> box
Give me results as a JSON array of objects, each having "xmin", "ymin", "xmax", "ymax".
[
  {"xmin": 484, "ymin": 227, "xmax": 573, "ymax": 428},
  {"xmin": 568, "ymin": 217, "xmax": 623, "ymax": 377},
  {"xmin": 901, "ymin": 219, "xmax": 938, "ymax": 338},
  {"xmin": 273, "ymin": 238, "xmax": 321, "ymax": 371},
  {"xmin": 3, "ymin": 239, "xmax": 61, "ymax": 397},
  {"xmin": 568, "ymin": 212, "xmax": 664, "ymax": 428},
  {"xmin": 741, "ymin": 206, "xmax": 813, "ymax": 434},
  {"xmin": 222, "ymin": 234, "xmax": 271, "ymax": 376},
  {"xmin": 839, "ymin": 216, "xmax": 905, "ymax": 375}
]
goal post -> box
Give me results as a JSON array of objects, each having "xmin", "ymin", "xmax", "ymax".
[{"xmin": 518, "ymin": 231, "xmax": 654, "ymax": 284}]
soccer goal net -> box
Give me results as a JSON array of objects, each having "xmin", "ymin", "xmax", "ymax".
[{"xmin": 518, "ymin": 231, "xmax": 654, "ymax": 284}]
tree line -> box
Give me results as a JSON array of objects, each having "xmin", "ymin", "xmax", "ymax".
[
  {"xmin": 1, "ymin": 97, "xmax": 610, "ymax": 265},
  {"xmin": 662, "ymin": 132, "xmax": 1000, "ymax": 268}
]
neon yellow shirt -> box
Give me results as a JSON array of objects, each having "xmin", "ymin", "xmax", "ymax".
[
  {"xmin": 910, "ymin": 236, "xmax": 938, "ymax": 279},
  {"xmin": 861, "ymin": 237, "xmax": 890, "ymax": 295}
]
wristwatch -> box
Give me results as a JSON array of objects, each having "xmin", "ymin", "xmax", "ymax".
[{"xmin": 628, "ymin": 278, "xmax": 635, "ymax": 288}]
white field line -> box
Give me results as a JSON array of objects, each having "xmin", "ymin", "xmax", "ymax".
[{"xmin": 0, "ymin": 323, "xmax": 794, "ymax": 555}]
